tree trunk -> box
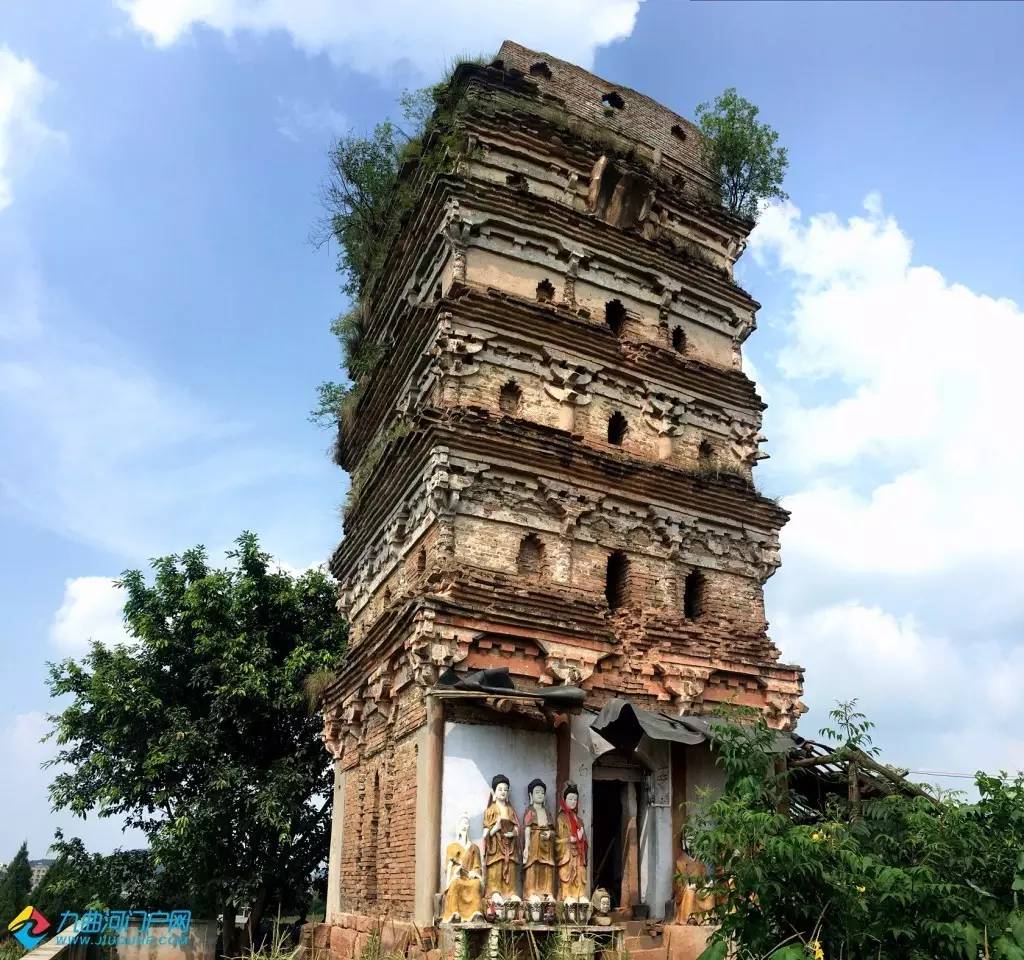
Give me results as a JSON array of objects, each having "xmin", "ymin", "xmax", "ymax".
[
  {"xmin": 244, "ymin": 885, "xmax": 271, "ymax": 953},
  {"xmin": 220, "ymin": 902, "xmax": 238, "ymax": 960}
]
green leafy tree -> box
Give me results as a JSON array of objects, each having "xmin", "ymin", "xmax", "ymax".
[
  {"xmin": 32, "ymin": 833, "xmax": 195, "ymax": 920},
  {"xmin": 45, "ymin": 533, "xmax": 346, "ymax": 956},
  {"xmin": 0, "ymin": 843, "xmax": 32, "ymax": 930},
  {"xmin": 688, "ymin": 703, "xmax": 1024, "ymax": 959},
  {"xmin": 695, "ymin": 88, "xmax": 788, "ymax": 221}
]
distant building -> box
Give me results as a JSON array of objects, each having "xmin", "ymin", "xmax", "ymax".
[{"xmin": 30, "ymin": 859, "xmax": 55, "ymax": 888}]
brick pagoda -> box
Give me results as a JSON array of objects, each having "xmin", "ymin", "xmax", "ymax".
[{"xmin": 318, "ymin": 40, "xmax": 804, "ymax": 954}]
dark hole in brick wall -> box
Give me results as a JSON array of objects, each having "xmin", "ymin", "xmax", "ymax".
[
  {"xmin": 517, "ymin": 533, "xmax": 545, "ymax": 576},
  {"xmin": 594, "ymin": 159, "xmax": 650, "ymax": 229},
  {"xmin": 490, "ymin": 58, "xmax": 505, "ymax": 70},
  {"xmin": 529, "ymin": 61, "xmax": 552, "ymax": 79},
  {"xmin": 536, "ymin": 279, "xmax": 555, "ymax": 303},
  {"xmin": 602, "ymin": 91, "xmax": 625, "ymax": 110},
  {"xmin": 606, "ymin": 299, "xmax": 626, "ymax": 336},
  {"xmin": 434, "ymin": 282, "xmax": 443, "ymax": 301},
  {"xmin": 416, "ymin": 548, "xmax": 426, "ymax": 574},
  {"xmin": 606, "ymin": 550, "xmax": 630, "ymax": 610},
  {"xmin": 670, "ymin": 124, "xmax": 687, "ymax": 141},
  {"xmin": 684, "ymin": 569, "xmax": 704, "ymax": 620},
  {"xmin": 506, "ymin": 171, "xmax": 528, "ymax": 191},
  {"xmin": 499, "ymin": 380, "xmax": 522, "ymax": 415},
  {"xmin": 672, "ymin": 325, "xmax": 686, "ymax": 352},
  {"xmin": 608, "ymin": 411, "xmax": 628, "ymax": 445}
]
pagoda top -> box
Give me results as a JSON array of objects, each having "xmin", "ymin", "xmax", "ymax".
[{"xmin": 496, "ymin": 39, "xmax": 708, "ymax": 175}]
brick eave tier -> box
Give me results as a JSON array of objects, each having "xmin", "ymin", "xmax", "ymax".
[{"xmin": 333, "ymin": 407, "xmax": 789, "ymax": 577}]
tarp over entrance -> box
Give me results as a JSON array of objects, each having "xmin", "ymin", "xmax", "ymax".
[{"xmin": 591, "ymin": 698, "xmax": 796, "ymax": 753}]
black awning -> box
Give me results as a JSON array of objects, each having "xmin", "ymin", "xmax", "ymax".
[
  {"xmin": 591, "ymin": 698, "xmax": 706, "ymax": 750},
  {"xmin": 591, "ymin": 698, "xmax": 796, "ymax": 753},
  {"xmin": 435, "ymin": 666, "xmax": 586, "ymax": 709}
]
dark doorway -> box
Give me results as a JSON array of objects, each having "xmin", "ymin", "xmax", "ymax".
[{"xmin": 591, "ymin": 780, "xmax": 624, "ymax": 908}]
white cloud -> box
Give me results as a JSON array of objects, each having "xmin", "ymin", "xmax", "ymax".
[
  {"xmin": 116, "ymin": 0, "xmax": 640, "ymax": 77},
  {"xmin": 50, "ymin": 577, "xmax": 131, "ymax": 654},
  {"xmin": 751, "ymin": 196, "xmax": 1024, "ymax": 577},
  {"xmin": 777, "ymin": 601, "xmax": 1024, "ymax": 780},
  {"xmin": 753, "ymin": 195, "xmax": 1024, "ymax": 782},
  {"xmin": 0, "ymin": 46, "xmax": 64, "ymax": 212},
  {"xmin": 275, "ymin": 96, "xmax": 346, "ymax": 142}
]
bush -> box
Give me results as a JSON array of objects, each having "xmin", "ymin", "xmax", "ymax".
[{"xmin": 688, "ymin": 702, "xmax": 1024, "ymax": 959}]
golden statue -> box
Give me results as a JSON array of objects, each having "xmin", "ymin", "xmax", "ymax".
[
  {"xmin": 556, "ymin": 782, "xmax": 589, "ymax": 903},
  {"xmin": 673, "ymin": 850, "xmax": 716, "ymax": 924},
  {"xmin": 483, "ymin": 774, "xmax": 520, "ymax": 901},
  {"xmin": 441, "ymin": 813, "xmax": 484, "ymax": 923},
  {"xmin": 522, "ymin": 778, "xmax": 557, "ymax": 903}
]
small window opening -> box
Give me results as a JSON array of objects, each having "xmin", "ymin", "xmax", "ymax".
[
  {"xmin": 670, "ymin": 124, "xmax": 687, "ymax": 141},
  {"xmin": 383, "ymin": 587, "xmax": 392, "ymax": 607},
  {"xmin": 606, "ymin": 299, "xmax": 626, "ymax": 337},
  {"xmin": 605, "ymin": 550, "xmax": 630, "ymax": 610},
  {"xmin": 593, "ymin": 158, "xmax": 649, "ymax": 228},
  {"xmin": 490, "ymin": 58, "xmax": 505, "ymax": 71},
  {"xmin": 416, "ymin": 548, "xmax": 426, "ymax": 574},
  {"xmin": 699, "ymin": 439, "xmax": 716, "ymax": 467},
  {"xmin": 517, "ymin": 533, "xmax": 545, "ymax": 576},
  {"xmin": 602, "ymin": 91, "xmax": 625, "ymax": 110},
  {"xmin": 434, "ymin": 282, "xmax": 443, "ymax": 301},
  {"xmin": 536, "ymin": 279, "xmax": 555, "ymax": 303},
  {"xmin": 529, "ymin": 61, "xmax": 552, "ymax": 80},
  {"xmin": 684, "ymin": 569, "xmax": 704, "ymax": 620},
  {"xmin": 499, "ymin": 380, "xmax": 522, "ymax": 416},
  {"xmin": 506, "ymin": 171, "xmax": 528, "ymax": 191},
  {"xmin": 608, "ymin": 411, "xmax": 628, "ymax": 446},
  {"xmin": 672, "ymin": 325, "xmax": 686, "ymax": 352}
]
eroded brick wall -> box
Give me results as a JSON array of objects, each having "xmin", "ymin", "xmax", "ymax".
[{"xmin": 338, "ymin": 719, "xmax": 421, "ymax": 917}]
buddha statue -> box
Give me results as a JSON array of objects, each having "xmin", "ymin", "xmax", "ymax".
[
  {"xmin": 522, "ymin": 778, "xmax": 557, "ymax": 907},
  {"xmin": 673, "ymin": 849, "xmax": 716, "ymax": 924},
  {"xmin": 440, "ymin": 812, "xmax": 485, "ymax": 924},
  {"xmin": 483, "ymin": 774, "xmax": 521, "ymax": 903},
  {"xmin": 556, "ymin": 781, "xmax": 589, "ymax": 917},
  {"xmin": 591, "ymin": 887, "xmax": 612, "ymax": 926}
]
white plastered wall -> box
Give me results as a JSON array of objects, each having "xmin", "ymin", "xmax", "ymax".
[{"xmin": 439, "ymin": 722, "xmax": 557, "ymax": 890}]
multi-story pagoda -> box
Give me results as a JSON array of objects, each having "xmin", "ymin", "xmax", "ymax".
[{"xmin": 318, "ymin": 40, "xmax": 804, "ymax": 949}]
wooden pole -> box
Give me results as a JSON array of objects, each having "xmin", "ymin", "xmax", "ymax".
[{"xmin": 847, "ymin": 759, "xmax": 861, "ymax": 822}]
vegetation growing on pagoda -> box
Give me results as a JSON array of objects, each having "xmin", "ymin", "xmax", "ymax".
[
  {"xmin": 688, "ymin": 702, "xmax": 1024, "ymax": 960},
  {"xmin": 696, "ymin": 88, "xmax": 789, "ymax": 222},
  {"xmin": 311, "ymin": 64, "xmax": 482, "ymax": 432}
]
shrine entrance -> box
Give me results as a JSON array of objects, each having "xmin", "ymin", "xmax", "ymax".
[{"xmin": 591, "ymin": 750, "xmax": 647, "ymax": 916}]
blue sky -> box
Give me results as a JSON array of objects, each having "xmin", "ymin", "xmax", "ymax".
[{"xmin": 2, "ymin": 0, "xmax": 1022, "ymax": 858}]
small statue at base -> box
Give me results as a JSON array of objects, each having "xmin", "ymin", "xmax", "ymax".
[
  {"xmin": 484, "ymin": 774, "xmax": 521, "ymax": 904},
  {"xmin": 591, "ymin": 887, "xmax": 612, "ymax": 926},
  {"xmin": 673, "ymin": 850, "xmax": 716, "ymax": 925},
  {"xmin": 522, "ymin": 778, "xmax": 557, "ymax": 908},
  {"xmin": 441, "ymin": 812, "xmax": 485, "ymax": 924}
]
